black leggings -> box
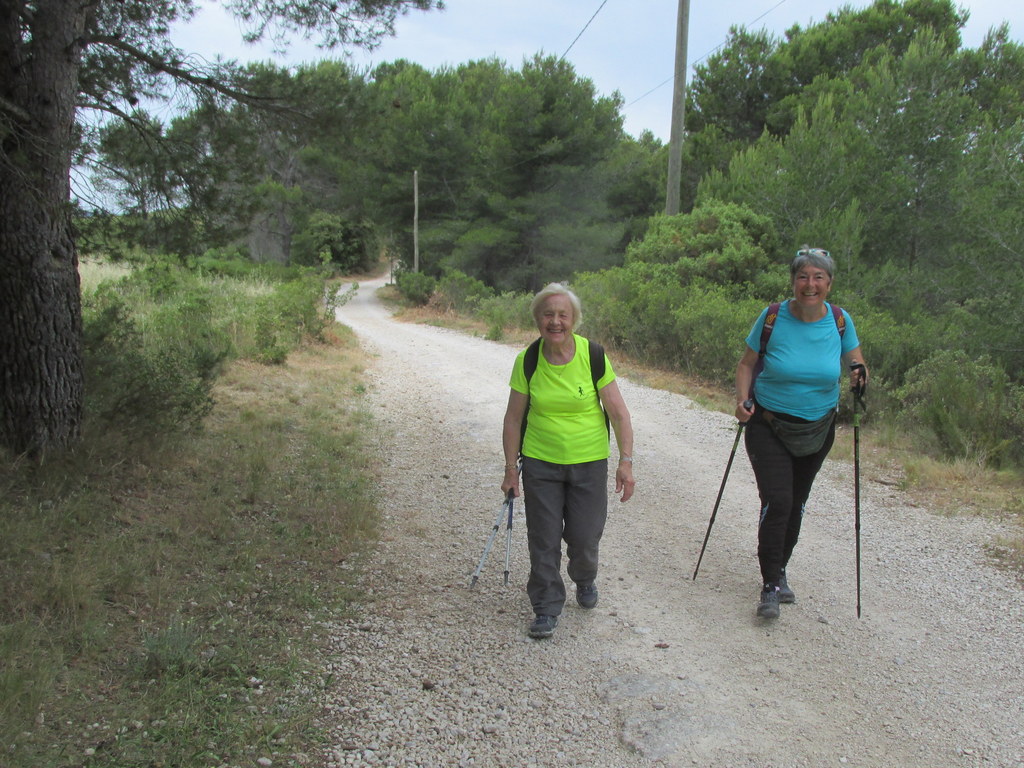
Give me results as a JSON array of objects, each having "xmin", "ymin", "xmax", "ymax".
[{"xmin": 744, "ymin": 407, "xmax": 835, "ymax": 587}]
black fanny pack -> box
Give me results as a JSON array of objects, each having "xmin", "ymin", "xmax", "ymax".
[{"xmin": 762, "ymin": 407, "xmax": 836, "ymax": 457}]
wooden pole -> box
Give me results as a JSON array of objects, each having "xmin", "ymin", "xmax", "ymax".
[
  {"xmin": 413, "ymin": 169, "xmax": 420, "ymax": 272},
  {"xmin": 664, "ymin": 0, "xmax": 690, "ymax": 216}
]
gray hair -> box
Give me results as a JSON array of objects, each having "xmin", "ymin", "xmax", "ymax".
[
  {"xmin": 791, "ymin": 246, "xmax": 835, "ymax": 280},
  {"xmin": 530, "ymin": 282, "xmax": 582, "ymax": 330}
]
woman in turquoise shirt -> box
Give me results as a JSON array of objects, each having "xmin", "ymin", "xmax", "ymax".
[
  {"xmin": 501, "ymin": 283, "xmax": 635, "ymax": 639},
  {"xmin": 734, "ymin": 248, "xmax": 868, "ymax": 620}
]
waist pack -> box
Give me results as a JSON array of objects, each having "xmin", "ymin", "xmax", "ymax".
[{"xmin": 762, "ymin": 408, "xmax": 836, "ymax": 457}]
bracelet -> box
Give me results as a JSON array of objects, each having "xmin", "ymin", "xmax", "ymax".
[
  {"xmin": 504, "ymin": 463, "xmax": 518, "ymax": 470},
  {"xmin": 619, "ymin": 456, "xmax": 633, "ymax": 463}
]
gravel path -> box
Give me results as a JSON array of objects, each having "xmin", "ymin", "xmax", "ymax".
[{"xmin": 316, "ymin": 276, "xmax": 1024, "ymax": 768}]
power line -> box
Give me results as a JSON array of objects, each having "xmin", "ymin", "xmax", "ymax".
[
  {"xmin": 560, "ymin": 0, "xmax": 610, "ymax": 60},
  {"xmin": 625, "ymin": 0, "xmax": 791, "ymax": 110}
]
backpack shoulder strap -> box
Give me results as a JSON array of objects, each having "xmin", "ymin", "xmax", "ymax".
[
  {"xmin": 588, "ymin": 339, "xmax": 605, "ymax": 389},
  {"xmin": 830, "ymin": 304, "xmax": 846, "ymax": 338},
  {"xmin": 588, "ymin": 339, "xmax": 610, "ymax": 439},
  {"xmin": 519, "ymin": 338, "xmax": 542, "ymax": 457},
  {"xmin": 758, "ymin": 302, "xmax": 782, "ymax": 358},
  {"xmin": 523, "ymin": 337, "xmax": 542, "ymax": 382}
]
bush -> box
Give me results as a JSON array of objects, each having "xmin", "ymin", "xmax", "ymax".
[
  {"xmin": 241, "ymin": 271, "xmax": 337, "ymax": 363},
  {"xmin": 626, "ymin": 201, "xmax": 780, "ymax": 278},
  {"xmin": 82, "ymin": 287, "xmax": 228, "ymax": 440},
  {"xmin": 672, "ymin": 282, "xmax": 765, "ymax": 384},
  {"xmin": 435, "ymin": 270, "xmax": 493, "ymax": 313},
  {"xmin": 80, "ymin": 261, "xmax": 337, "ymax": 445},
  {"xmin": 575, "ymin": 264, "xmax": 672, "ymax": 360},
  {"xmin": 190, "ymin": 247, "xmax": 256, "ymax": 278},
  {"xmin": 896, "ymin": 350, "xmax": 1024, "ymax": 467},
  {"xmin": 476, "ymin": 291, "xmax": 531, "ymax": 341},
  {"xmin": 395, "ymin": 270, "xmax": 437, "ymax": 306},
  {"xmin": 831, "ymin": 295, "xmax": 934, "ymax": 393},
  {"xmin": 292, "ymin": 212, "xmax": 376, "ymax": 273}
]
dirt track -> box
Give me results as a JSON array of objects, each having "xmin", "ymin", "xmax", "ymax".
[{"xmin": 318, "ymin": 275, "xmax": 1024, "ymax": 768}]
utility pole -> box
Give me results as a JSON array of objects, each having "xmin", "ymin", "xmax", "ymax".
[
  {"xmin": 413, "ymin": 170, "xmax": 420, "ymax": 272},
  {"xmin": 664, "ymin": 0, "xmax": 690, "ymax": 216}
]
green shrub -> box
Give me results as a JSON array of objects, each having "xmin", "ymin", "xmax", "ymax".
[
  {"xmin": 80, "ymin": 261, "xmax": 336, "ymax": 442},
  {"xmin": 395, "ymin": 270, "xmax": 437, "ymax": 306},
  {"xmin": 292, "ymin": 212, "xmax": 376, "ymax": 273},
  {"xmin": 896, "ymin": 350, "xmax": 1024, "ymax": 467},
  {"xmin": 244, "ymin": 271, "xmax": 336, "ymax": 363},
  {"xmin": 627, "ymin": 201, "xmax": 780, "ymax": 275},
  {"xmin": 831, "ymin": 295, "xmax": 934, "ymax": 392},
  {"xmin": 476, "ymin": 291, "xmax": 529, "ymax": 341},
  {"xmin": 575, "ymin": 266, "xmax": 654, "ymax": 359},
  {"xmin": 190, "ymin": 247, "xmax": 254, "ymax": 278},
  {"xmin": 82, "ymin": 287, "xmax": 227, "ymax": 439},
  {"xmin": 436, "ymin": 270, "xmax": 493, "ymax": 313},
  {"xmin": 672, "ymin": 282, "xmax": 765, "ymax": 384}
]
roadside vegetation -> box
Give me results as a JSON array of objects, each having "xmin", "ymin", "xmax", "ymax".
[{"xmin": 0, "ymin": 260, "xmax": 373, "ymax": 767}]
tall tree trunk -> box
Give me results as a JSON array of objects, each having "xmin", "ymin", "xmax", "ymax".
[{"xmin": 0, "ymin": 1, "xmax": 89, "ymax": 456}]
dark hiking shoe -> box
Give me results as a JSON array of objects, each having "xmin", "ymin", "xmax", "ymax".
[
  {"xmin": 576, "ymin": 583, "xmax": 599, "ymax": 609},
  {"xmin": 757, "ymin": 585, "xmax": 781, "ymax": 619},
  {"xmin": 779, "ymin": 569, "xmax": 796, "ymax": 604},
  {"xmin": 528, "ymin": 614, "xmax": 558, "ymax": 639}
]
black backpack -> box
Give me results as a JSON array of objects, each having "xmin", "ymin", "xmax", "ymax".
[{"xmin": 519, "ymin": 337, "xmax": 609, "ymax": 456}]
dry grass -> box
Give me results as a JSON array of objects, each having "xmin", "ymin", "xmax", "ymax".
[
  {"xmin": 0, "ymin": 327, "xmax": 379, "ymax": 767},
  {"xmin": 78, "ymin": 257, "xmax": 133, "ymax": 293}
]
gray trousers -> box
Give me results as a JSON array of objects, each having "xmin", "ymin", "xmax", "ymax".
[{"xmin": 522, "ymin": 457, "xmax": 608, "ymax": 616}]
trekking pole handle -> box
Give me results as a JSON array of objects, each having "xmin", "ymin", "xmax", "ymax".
[
  {"xmin": 736, "ymin": 398, "xmax": 754, "ymax": 423},
  {"xmin": 849, "ymin": 363, "xmax": 867, "ymax": 398}
]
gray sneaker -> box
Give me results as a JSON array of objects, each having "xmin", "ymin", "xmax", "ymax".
[
  {"xmin": 576, "ymin": 583, "xmax": 598, "ymax": 609},
  {"xmin": 779, "ymin": 569, "xmax": 796, "ymax": 604},
  {"xmin": 528, "ymin": 614, "xmax": 558, "ymax": 639},
  {"xmin": 757, "ymin": 585, "xmax": 780, "ymax": 619}
]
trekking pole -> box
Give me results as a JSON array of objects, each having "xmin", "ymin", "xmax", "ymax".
[
  {"xmin": 503, "ymin": 491, "xmax": 515, "ymax": 585},
  {"xmin": 693, "ymin": 400, "xmax": 751, "ymax": 580},
  {"xmin": 470, "ymin": 489, "xmax": 515, "ymax": 588},
  {"xmin": 851, "ymin": 364, "xmax": 867, "ymax": 618}
]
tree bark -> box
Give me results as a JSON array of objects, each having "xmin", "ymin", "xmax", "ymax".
[{"xmin": 0, "ymin": 1, "xmax": 90, "ymax": 455}]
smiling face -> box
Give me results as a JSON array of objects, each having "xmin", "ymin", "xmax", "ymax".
[
  {"xmin": 535, "ymin": 293, "xmax": 575, "ymax": 345},
  {"xmin": 791, "ymin": 264, "xmax": 832, "ymax": 313}
]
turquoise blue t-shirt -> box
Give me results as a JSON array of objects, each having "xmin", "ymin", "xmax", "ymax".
[
  {"xmin": 745, "ymin": 301, "xmax": 860, "ymax": 420},
  {"xmin": 509, "ymin": 334, "xmax": 615, "ymax": 464}
]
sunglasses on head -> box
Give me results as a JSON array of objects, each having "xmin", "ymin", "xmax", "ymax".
[{"xmin": 796, "ymin": 248, "xmax": 830, "ymax": 258}]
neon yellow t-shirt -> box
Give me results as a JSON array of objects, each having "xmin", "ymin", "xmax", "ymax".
[{"xmin": 509, "ymin": 334, "xmax": 615, "ymax": 465}]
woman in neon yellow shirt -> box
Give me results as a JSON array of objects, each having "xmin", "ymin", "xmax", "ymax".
[{"xmin": 501, "ymin": 283, "xmax": 635, "ymax": 639}]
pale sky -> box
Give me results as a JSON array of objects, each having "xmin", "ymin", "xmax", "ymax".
[{"xmin": 174, "ymin": 1, "xmax": 1020, "ymax": 141}]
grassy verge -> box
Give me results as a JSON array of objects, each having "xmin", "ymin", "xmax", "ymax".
[{"xmin": 0, "ymin": 328, "xmax": 376, "ymax": 767}]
